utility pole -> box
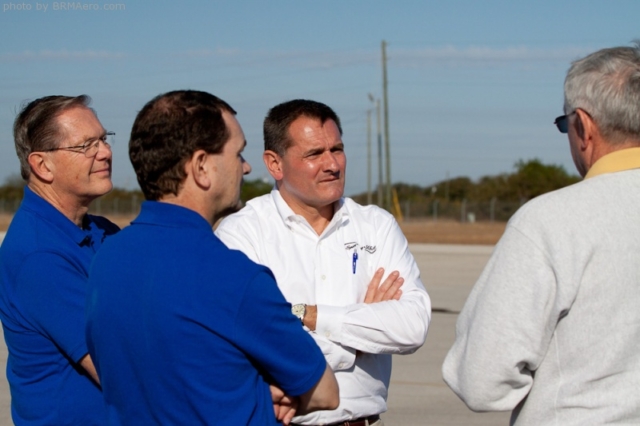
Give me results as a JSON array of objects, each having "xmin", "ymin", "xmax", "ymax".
[
  {"xmin": 382, "ymin": 40, "xmax": 391, "ymax": 211},
  {"xmin": 366, "ymin": 107, "xmax": 372, "ymax": 205},
  {"xmin": 376, "ymin": 99, "xmax": 383, "ymax": 207},
  {"xmin": 368, "ymin": 93, "xmax": 384, "ymax": 207}
]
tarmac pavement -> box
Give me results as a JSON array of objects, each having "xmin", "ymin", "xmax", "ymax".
[{"xmin": 0, "ymin": 236, "xmax": 511, "ymax": 425}]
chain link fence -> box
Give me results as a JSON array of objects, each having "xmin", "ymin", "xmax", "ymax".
[
  {"xmin": 0, "ymin": 193, "xmax": 143, "ymax": 217},
  {"xmin": 1, "ymin": 194, "xmax": 526, "ymax": 223},
  {"xmin": 397, "ymin": 199, "xmax": 524, "ymax": 222}
]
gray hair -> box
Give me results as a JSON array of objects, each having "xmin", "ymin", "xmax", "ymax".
[{"xmin": 564, "ymin": 42, "xmax": 640, "ymax": 144}]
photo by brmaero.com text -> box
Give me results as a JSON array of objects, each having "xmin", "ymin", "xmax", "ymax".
[{"xmin": 3, "ymin": 2, "xmax": 125, "ymax": 12}]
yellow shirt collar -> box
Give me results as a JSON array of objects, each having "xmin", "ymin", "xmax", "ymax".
[{"xmin": 584, "ymin": 147, "xmax": 640, "ymax": 179}]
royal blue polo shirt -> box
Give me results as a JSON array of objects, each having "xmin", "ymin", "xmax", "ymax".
[
  {"xmin": 86, "ymin": 201, "xmax": 327, "ymax": 425},
  {"xmin": 0, "ymin": 186, "xmax": 119, "ymax": 425}
]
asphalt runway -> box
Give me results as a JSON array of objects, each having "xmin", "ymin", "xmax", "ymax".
[{"xmin": 0, "ymin": 236, "xmax": 511, "ymax": 425}]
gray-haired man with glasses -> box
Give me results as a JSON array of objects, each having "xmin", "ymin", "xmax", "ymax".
[
  {"xmin": 444, "ymin": 42, "xmax": 640, "ymax": 425},
  {"xmin": 0, "ymin": 95, "xmax": 119, "ymax": 425}
]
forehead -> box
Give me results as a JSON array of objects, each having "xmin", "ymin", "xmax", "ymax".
[
  {"xmin": 222, "ymin": 110, "xmax": 245, "ymax": 149},
  {"xmin": 287, "ymin": 116, "xmax": 341, "ymax": 149},
  {"xmin": 56, "ymin": 107, "xmax": 103, "ymax": 140}
]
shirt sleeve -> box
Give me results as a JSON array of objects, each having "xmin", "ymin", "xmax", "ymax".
[
  {"xmin": 218, "ymin": 217, "xmax": 380, "ymax": 369},
  {"xmin": 14, "ymin": 251, "xmax": 91, "ymax": 364},
  {"xmin": 232, "ymin": 269, "xmax": 328, "ymax": 397},
  {"xmin": 315, "ymin": 217, "xmax": 431, "ymax": 355},
  {"xmin": 442, "ymin": 225, "xmax": 559, "ymax": 411}
]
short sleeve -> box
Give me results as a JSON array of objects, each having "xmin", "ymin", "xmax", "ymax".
[
  {"xmin": 14, "ymin": 251, "xmax": 90, "ymax": 363},
  {"xmin": 233, "ymin": 269, "xmax": 327, "ymax": 397}
]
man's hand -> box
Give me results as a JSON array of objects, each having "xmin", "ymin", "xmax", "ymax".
[
  {"xmin": 302, "ymin": 268, "xmax": 403, "ymax": 331},
  {"xmin": 364, "ymin": 268, "xmax": 403, "ymax": 304},
  {"xmin": 270, "ymin": 384, "xmax": 299, "ymax": 425}
]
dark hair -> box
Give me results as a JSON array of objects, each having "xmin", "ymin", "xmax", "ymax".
[
  {"xmin": 129, "ymin": 90, "xmax": 236, "ymax": 201},
  {"xmin": 13, "ymin": 95, "xmax": 92, "ymax": 180},
  {"xmin": 263, "ymin": 99, "xmax": 342, "ymax": 156}
]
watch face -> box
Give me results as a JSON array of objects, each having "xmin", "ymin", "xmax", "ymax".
[{"xmin": 291, "ymin": 304, "xmax": 305, "ymax": 318}]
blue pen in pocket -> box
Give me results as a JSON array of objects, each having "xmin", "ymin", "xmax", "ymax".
[{"xmin": 352, "ymin": 249, "xmax": 358, "ymax": 274}]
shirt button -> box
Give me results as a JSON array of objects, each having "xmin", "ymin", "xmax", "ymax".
[
  {"xmin": 325, "ymin": 331, "xmax": 331, "ymax": 338},
  {"xmin": 321, "ymin": 275, "xmax": 326, "ymax": 280},
  {"xmin": 338, "ymin": 363, "xmax": 346, "ymax": 369}
]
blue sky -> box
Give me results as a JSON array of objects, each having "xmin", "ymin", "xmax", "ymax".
[{"xmin": 1, "ymin": 0, "xmax": 639, "ymax": 196}]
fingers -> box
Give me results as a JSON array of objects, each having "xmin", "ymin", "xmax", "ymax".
[
  {"xmin": 270, "ymin": 384, "xmax": 285, "ymax": 402},
  {"xmin": 373, "ymin": 271, "xmax": 403, "ymax": 303},
  {"xmin": 363, "ymin": 268, "xmax": 385, "ymax": 304},
  {"xmin": 273, "ymin": 394, "xmax": 298, "ymax": 424},
  {"xmin": 364, "ymin": 269, "xmax": 404, "ymax": 304},
  {"xmin": 281, "ymin": 404, "xmax": 297, "ymax": 425}
]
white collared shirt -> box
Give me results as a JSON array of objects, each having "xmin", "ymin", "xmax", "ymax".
[{"xmin": 216, "ymin": 190, "xmax": 431, "ymax": 424}]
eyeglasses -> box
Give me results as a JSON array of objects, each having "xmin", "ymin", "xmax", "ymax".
[
  {"xmin": 554, "ymin": 112, "xmax": 575, "ymax": 134},
  {"xmin": 43, "ymin": 132, "xmax": 115, "ymax": 158}
]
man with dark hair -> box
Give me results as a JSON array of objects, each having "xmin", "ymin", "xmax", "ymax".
[
  {"xmin": 0, "ymin": 95, "xmax": 118, "ymax": 425},
  {"xmin": 85, "ymin": 90, "xmax": 339, "ymax": 425},
  {"xmin": 443, "ymin": 43, "xmax": 640, "ymax": 424},
  {"xmin": 216, "ymin": 99, "xmax": 431, "ymax": 426}
]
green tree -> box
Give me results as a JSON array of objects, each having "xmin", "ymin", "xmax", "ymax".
[
  {"xmin": 508, "ymin": 159, "xmax": 580, "ymax": 200},
  {"xmin": 240, "ymin": 178, "xmax": 272, "ymax": 202}
]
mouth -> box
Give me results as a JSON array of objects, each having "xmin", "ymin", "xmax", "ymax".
[
  {"xmin": 92, "ymin": 168, "xmax": 111, "ymax": 176},
  {"xmin": 320, "ymin": 173, "xmax": 341, "ymax": 183}
]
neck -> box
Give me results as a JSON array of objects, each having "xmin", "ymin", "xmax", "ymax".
[
  {"xmin": 28, "ymin": 182, "xmax": 90, "ymax": 227},
  {"xmin": 160, "ymin": 190, "xmax": 215, "ymax": 227},
  {"xmin": 278, "ymin": 191, "xmax": 336, "ymax": 235}
]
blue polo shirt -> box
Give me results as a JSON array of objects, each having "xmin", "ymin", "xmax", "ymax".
[
  {"xmin": 86, "ymin": 201, "xmax": 327, "ymax": 425},
  {"xmin": 0, "ymin": 186, "xmax": 119, "ymax": 425}
]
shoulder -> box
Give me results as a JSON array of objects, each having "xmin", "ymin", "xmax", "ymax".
[
  {"xmin": 343, "ymin": 197, "xmax": 397, "ymax": 230},
  {"xmin": 218, "ymin": 193, "xmax": 275, "ymax": 230},
  {"xmin": 508, "ymin": 179, "xmax": 594, "ymax": 230},
  {"xmin": 86, "ymin": 214, "xmax": 121, "ymax": 234}
]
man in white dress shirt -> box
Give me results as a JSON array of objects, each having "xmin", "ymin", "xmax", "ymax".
[{"xmin": 216, "ymin": 99, "xmax": 431, "ymax": 426}]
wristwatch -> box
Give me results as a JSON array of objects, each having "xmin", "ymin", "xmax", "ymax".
[{"xmin": 291, "ymin": 304, "xmax": 306, "ymax": 325}]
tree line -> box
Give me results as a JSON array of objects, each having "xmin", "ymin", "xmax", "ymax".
[{"xmin": 0, "ymin": 159, "xmax": 580, "ymax": 217}]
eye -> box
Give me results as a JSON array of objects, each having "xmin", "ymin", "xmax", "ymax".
[{"xmin": 83, "ymin": 139, "xmax": 100, "ymax": 150}]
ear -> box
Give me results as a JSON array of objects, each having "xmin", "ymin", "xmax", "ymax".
[
  {"xmin": 187, "ymin": 150, "xmax": 212, "ymax": 190},
  {"xmin": 574, "ymin": 108, "xmax": 597, "ymax": 151},
  {"xmin": 27, "ymin": 152, "xmax": 54, "ymax": 183},
  {"xmin": 263, "ymin": 150, "xmax": 284, "ymax": 181}
]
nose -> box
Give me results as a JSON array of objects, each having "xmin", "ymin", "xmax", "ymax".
[
  {"xmin": 242, "ymin": 156, "xmax": 252, "ymax": 175},
  {"xmin": 323, "ymin": 151, "xmax": 339, "ymax": 172},
  {"xmin": 95, "ymin": 140, "xmax": 112, "ymax": 160}
]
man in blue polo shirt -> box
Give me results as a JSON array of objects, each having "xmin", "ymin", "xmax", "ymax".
[
  {"xmin": 85, "ymin": 90, "xmax": 339, "ymax": 425},
  {"xmin": 0, "ymin": 95, "xmax": 119, "ymax": 425}
]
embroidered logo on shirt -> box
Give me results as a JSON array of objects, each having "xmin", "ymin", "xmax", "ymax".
[{"xmin": 344, "ymin": 242, "xmax": 377, "ymax": 253}]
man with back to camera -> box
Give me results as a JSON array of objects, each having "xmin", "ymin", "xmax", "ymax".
[
  {"xmin": 216, "ymin": 99, "xmax": 431, "ymax": 426},
  {"xmin": 443, "ymin": 43, "xmax": 640, "ymax": 425},
  {"xmin": 0, "ymin": 95, "xmax": 118, "ymax": 425},
  {"xmin": 85, "ymin": 90, "xmax": 339, "ymax": 425}
]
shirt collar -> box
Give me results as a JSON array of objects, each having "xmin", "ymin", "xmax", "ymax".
[
  {"xmin": 22, "ymin": 186, "xmax": 92, "ymax": 246},
  {"xmin": 585, "ymin": 147, "xmax": 640, "ymax": 179},
  {"xmin": 271, "ymin": 189, "xmax": 348, "ymax": 231},
  {"xmin": 133, "ymin": 200, "xmax": 213, "ymax": 232}
]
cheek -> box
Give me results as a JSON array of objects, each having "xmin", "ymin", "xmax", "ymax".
[{"xmin": 339, "ymin": 155, "xmax": 347, "ymax": 171}]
